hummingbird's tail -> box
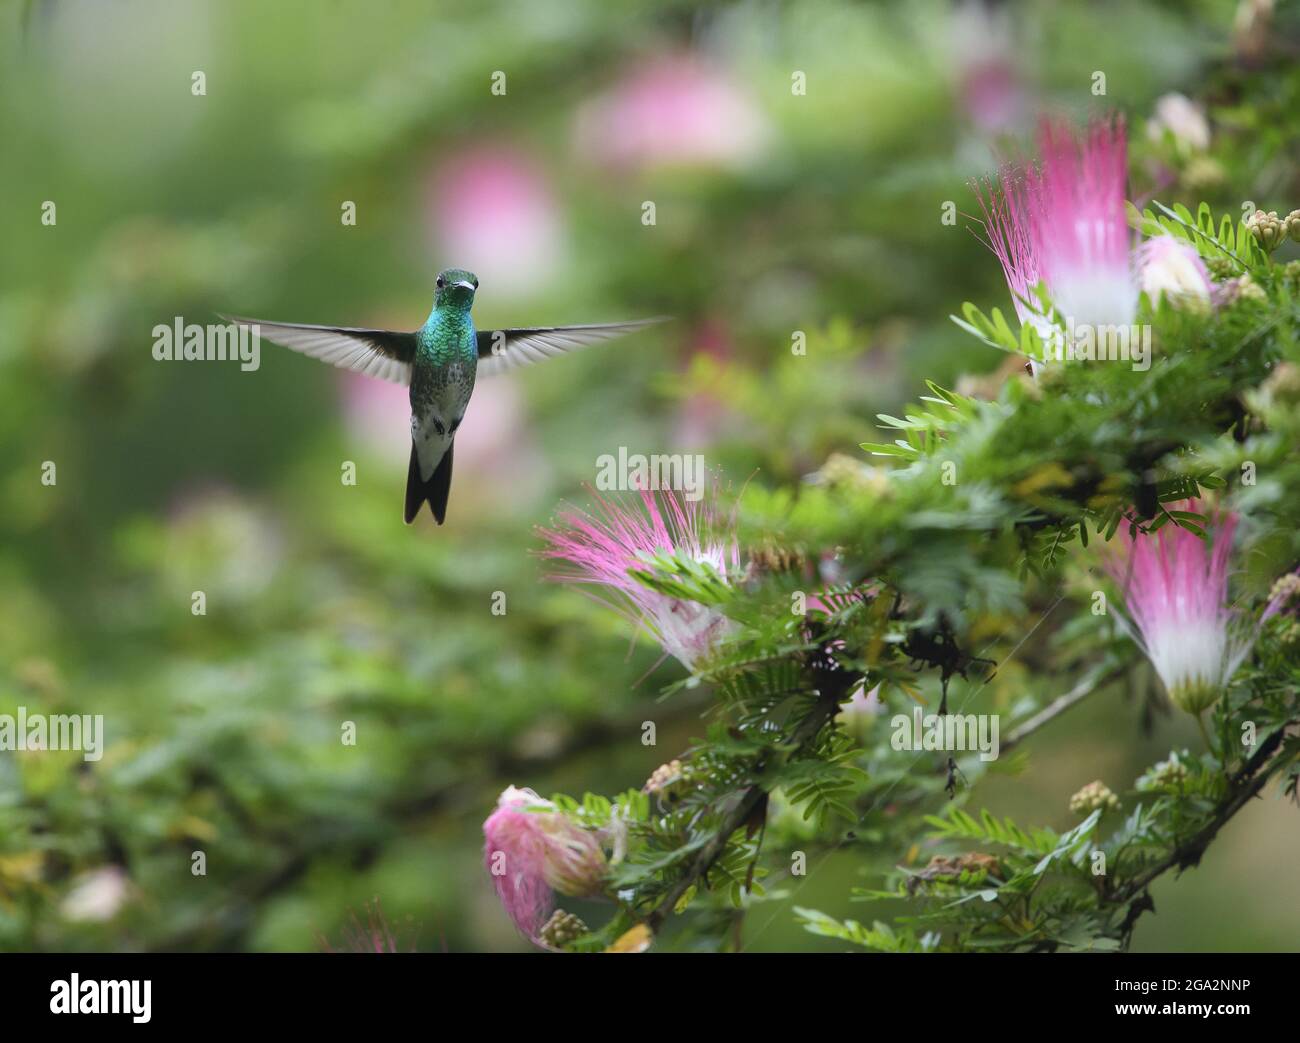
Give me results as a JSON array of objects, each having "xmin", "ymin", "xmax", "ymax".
[{"xmin": 404, "ymin": 441, "xmax": 454, "ymax": 525}]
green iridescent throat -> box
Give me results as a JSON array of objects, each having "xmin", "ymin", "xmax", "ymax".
[{"xmin": 419, "ymin": 306, "xmax": 477, "ymax": 367}]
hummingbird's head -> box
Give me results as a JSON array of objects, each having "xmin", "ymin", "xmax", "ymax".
[{"xmin": 434, "ymin": 268, "xmax": 479, "ymax": 309}]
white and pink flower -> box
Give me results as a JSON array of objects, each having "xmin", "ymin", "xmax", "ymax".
[
  {"xmin": 539, "ymin": 484, "xmax": 738, "ymax": 672},
  {"xmin": 1104, "ymin": 501, "xmax": 1259, "ymax": 714},
  {"xmin": 1138, "ymin": 235, "xmax": 1214, "ymax": 313},
  {"xmin": 976, "ymin": 116, "xmax": 1136, "ymax": 338}
]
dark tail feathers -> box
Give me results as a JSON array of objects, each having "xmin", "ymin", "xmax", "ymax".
[{"xmin": 404, "ymin": 441, "xmax": 453, "ymax": 525}]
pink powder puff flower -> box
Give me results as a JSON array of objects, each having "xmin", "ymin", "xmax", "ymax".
[
  {"xmin": 483, "ymin": 786, "xmax": 606, "ymax": 942},
  {"xmin": 976, "ymin": 116, "xmax": 1136, "ymax": 341},
  {"xmin": 1104, "ymin": 501, "xmax": 1258, "ymax": 714},
  {"xmin": 539, "ymin": 484, "xmax": 739, "ymax": 673}
]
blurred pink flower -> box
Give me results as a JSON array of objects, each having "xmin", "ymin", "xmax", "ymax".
[
  {"xmin": 574, "ymin": 54, "xmax": 768, "ymax": 173},
  {"xmin": 60, "ymin": 866, "xmax": 130, "ymax": 923},
  {"xmin": 1146, "ymin": 93, "xmax": 1210, "ymax": 154},
  {"xmin": 425, "ymin": 145, "xmax": 564, "ymax": 298},
  {"xmin": 452, "ymin": 373, "xmax": 546, "ymax": 492},
  {"xmin": 339, "ymin": 370, "xmax": 410, "ymax": 464},
  {"xmin": 950, "ymin": 1, "xmax": 1027, "ymax": 134},
  {"xmin": 483, "ymin": 786, "xmax": 606, "ymax": 942},
  {"xmin": 339, "ymin": 367, "xmax": 548, "ymax": 510}
]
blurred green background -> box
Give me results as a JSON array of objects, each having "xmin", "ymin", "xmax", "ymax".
[{"xmin": 1, "ymin": 0, "xmax": 1297, "ymax": 951}]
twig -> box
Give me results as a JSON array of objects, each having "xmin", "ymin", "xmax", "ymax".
[
  {"xmin": 1001, "ymin": 664, "xmax": 1127, "ymax": 754},
  {"xmin": 1111, "ymin": 720, "xmax": 1296, "ymax": 903},
  {"xmin": 645, "ymin": 688, "xmax": 844, "ymax": 932}
]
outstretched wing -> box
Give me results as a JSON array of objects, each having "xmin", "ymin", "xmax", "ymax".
[
  {"xmin": 475, "ymin": 317, "xmax": 668, "ymax": 377},
  {"xmin": 221, "ymin": 315, "xmax": 418, "ymax": 385}
]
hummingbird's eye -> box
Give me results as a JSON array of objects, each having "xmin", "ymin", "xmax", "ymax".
[
  {"xmin": 436, "ymin": 276, "xmax": 445, "ymax": 289},
  {"xmin": 472, "ymin": 278, "xmax": 479, "ymax": 289}
]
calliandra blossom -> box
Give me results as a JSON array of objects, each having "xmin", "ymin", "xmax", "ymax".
[
  {"xmin": 1104, "ymin": 501, "xmax": 1256, "ymax": 714},
  {"xmin": 975, "ymin": 115, "xmax": 1136, "ymax": 337},
  {"xmin": 539, "ymin": 485, "xmax": 739, "ymax": 672},
  {"xmin": 1138, "ymin": 235, "xmax": 1214, "ymax": 313},
  {"xmin": 483, "ymin": 786, "xmax": 606, "ymax": 942}
]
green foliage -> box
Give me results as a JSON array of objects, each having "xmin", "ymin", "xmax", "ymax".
[{"xmin": 3, "ymin": 0, "xmax": 1300, "ymax": 955}]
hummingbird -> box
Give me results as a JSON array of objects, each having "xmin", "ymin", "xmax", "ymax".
[{"xmin": 224, "ymin": 269, "xmax": 664, "ymax": 525}]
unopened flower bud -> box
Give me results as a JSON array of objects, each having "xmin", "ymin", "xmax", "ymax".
[
  {"xmin": 1204, "ymin": 256, "xmax": 1236, "ymax": 281},
  {"xmin": 644, "ymin": 759, "xmax": 694, "ymax": 803},
  {"xmin": 1246, "ymin": 209, "xmax": 1286, "ymax": 252},
  {"xmin": 1268, "ymin": 571, "xmax": 1300, "ymax": 609},
  {"xmin": 1069, "ymin": 780, "xmax": 1119, "ymax": 816},
  {"xmin": 1286, "ymin": 209, "xmax": 1300, "ymax": 242},
  {"xmin": 539, "ymin": 909, "xmax": 588, "ymax": 948},
  {"xmin": 1235, "ymin": 274, "xmax": 1268, "ymax": 304},
  {"xmin": 748, "ymin": 541, "xmax": 808, "ymax": 576},
  {"xmin": 1139, "ymin": 752, "xmax": 1191, "ymax": 792}
]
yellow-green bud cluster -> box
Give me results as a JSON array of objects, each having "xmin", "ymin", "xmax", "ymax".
[
  {"xmin": 1286, "ymin": 209, "xmax": 1300, "ymax": 242},
  {"xmin": 1268, "ymin": 572, "xmax": 1300, "ymax": 608},
  {"xmin": 1139, "ymin": 752, "xmax": 1191, "ymax": 792},
  {"xmin": 1205, "ymin": 256, "xmax": 1236, "ymax": 280},
  {"xmin": 1069, "ymin": 780, "xmax": 1120, "ymax": 816},
  {"xmin": 643, "ymin": 758, "xmax": 691, "ymax": 798},
  {"xmin": 539, "ymin": 909, "xmax": 588, "ymax": 948},
  {"xmin": 1234, "ymin": 274, "xmax": 1268, "ymax": 303},
  {"xmin": 1247, "ymin": 209, "xmax": 1287, "ymax": 252}
]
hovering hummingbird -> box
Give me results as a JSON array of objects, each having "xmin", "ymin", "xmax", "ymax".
[{"xmin": 224, "ymin": 269, "xmax": 664, "ymax": 525}]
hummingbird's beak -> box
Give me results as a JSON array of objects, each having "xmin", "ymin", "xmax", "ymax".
[{"xmin": 454, "ymin": 280, "xmax": 476, "ymax": 291}]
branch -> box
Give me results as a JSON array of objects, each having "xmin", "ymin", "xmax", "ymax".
[
  {"xmin": 1001, "ymin": 663, "xmax": 1127, "ymax": 754},
  {"xmin": 1112, "ymin": 720, "xmax": 1297, "ymax": 904},
  {"xmin": 645, "ymin": 687, "xmax": 844, "ymax": 933},
  {"xmin": 152, "ymin": 691, "xmax": 713, "ymax": 950}
]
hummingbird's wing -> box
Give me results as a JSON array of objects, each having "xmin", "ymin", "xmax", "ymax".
[
  {"xmin": 474, "ymin": 318, "xmax": 668, "ymax": 377},
  {"xmin": 221, "ymin": 316, "xmax": 418, "ymax": 385}
]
